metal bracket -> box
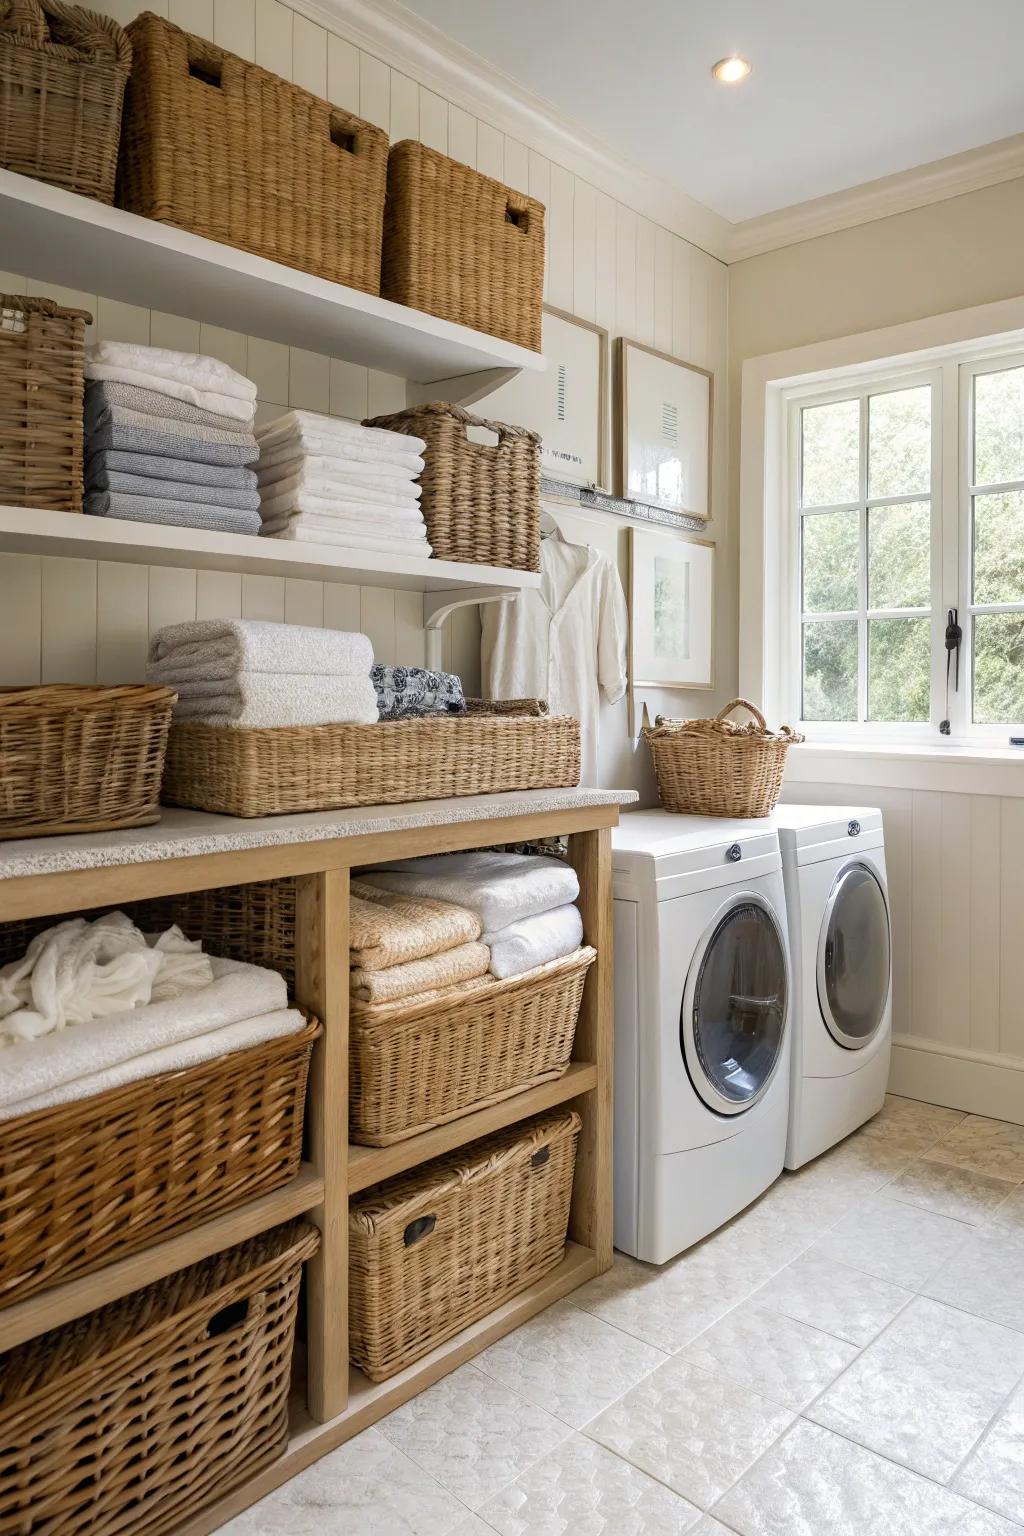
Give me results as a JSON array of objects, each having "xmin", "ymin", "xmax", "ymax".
[{"xmin": 422, "ymin": 587, "xmax": 519, "ymax": 669}]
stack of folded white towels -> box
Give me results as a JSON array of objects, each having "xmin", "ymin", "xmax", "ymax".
[
  {"xmin": 84, "ymin": 341, "xmax": 261, "ymax": 536},
  {"xmin": 147, "ymin": 618, "xmax": 378, "ymax": 729},
  {"xmin": 361, "ymin": 851, "xmax": 584, "ymax": 981},
  {"xmin": 255, "ymin": 409, "xmax": 431, "ymax": 556},
  {"xmin": 0, "ymin": 911, "xmax": 305, "ymax": 1121}
]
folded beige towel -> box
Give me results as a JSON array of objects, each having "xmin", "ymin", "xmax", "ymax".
[
  {"xmin": 350, "ymin": 970, "xmax": 496, "ymax": 1021},
  {"xmin": 351, "ymin": 940, "xmax": 490, "ymax": 1005},
  {"xmin": 349, "ymin": 880, "xmax": 481, "ymax": 971}
]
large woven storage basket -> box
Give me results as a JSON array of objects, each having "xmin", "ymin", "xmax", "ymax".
[
  {"xmin": 352, "ymin": 946, "xmax": 595, "ymax": 1145},
  {"xmin": 350, "ymin": 1110, "xmax": 580, "ymax": 1380},
  {"xmin": 118, "ymin": 11, "xmax": 388, "ymax": 291},
  {"xmin": 0, "ymin": 1008, "xmax": 318, "ymax": 1307},
  {"xmin": 161, "ymin": 710, "xmax": 579, "ymax": 817},
  {"xmin": 645, "ymin": 698, "xmax": 804, "ymax": 818},
  {"xmin": 0, "ymin": 683, "xmax": 175, "ymax": 838},
  {"xmin": 0, "ymin": 1222, "xmax": 318, "ymax": 1535},
  {"xmin": 382, "ymin": 139, "xmax": 545, "ymax": 350},
  {"xmin": 0, "ymin": 293, "xmax": 91, "ymax": 512},
  {"xmin": 364, "ymin": 402, "xmax": 541, "ymax": 571},
  {"xmin": 0, "ymin": 0, "xmax": 130, "ymax": 203}
]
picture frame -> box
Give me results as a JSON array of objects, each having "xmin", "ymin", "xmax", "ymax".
[
  {"xmin": 457, "ymin": 305, "xmax": 610, "ymax": 490},
  {"xmin": 629, "ymin": 525, "xmax": 716, "ymax": 707},
  {"xmin": 616, "ymin": 338, "xmax": 713, "ymax": 520}
]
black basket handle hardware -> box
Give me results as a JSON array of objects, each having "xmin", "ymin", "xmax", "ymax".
[{"xmin": 404, "ymin": 1214, "xmax": 437, "ymax": 1247}]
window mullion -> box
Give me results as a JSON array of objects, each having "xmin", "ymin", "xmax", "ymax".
[{"xmin": 858, "ymin": 394, "xmax": 869, "ymax": 722}]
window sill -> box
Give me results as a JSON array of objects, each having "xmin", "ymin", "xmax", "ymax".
[{"xmin": 786, "ymin": 740, "xmax": 1024, "ymax": 797}]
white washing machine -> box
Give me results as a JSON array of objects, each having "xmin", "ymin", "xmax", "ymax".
[
  {"xmin": 773, "ymin": 804, "xmax": 892, "ymax": 1170},
  {"xmin": 612, "ymin": 809, "xmax": 792, "ymax": 1264}
]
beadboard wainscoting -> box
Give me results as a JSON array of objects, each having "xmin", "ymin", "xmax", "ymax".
[
  {"xmin": 780, "ymin": 774, "xmax": 1024, "ymax": 1126},
  {"xmin": 0, "ymin": 0, "xmax": 730, "ymax": 797}
]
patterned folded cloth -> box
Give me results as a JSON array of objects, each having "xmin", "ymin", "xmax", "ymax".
[
  {"xmin": 350, "ymin": 940, "xmax": 491, "ymax": 1005},
  {"xmin": 85, "ymin": 491, "xmax": 261, "ymax": 535},
  {"xmin": 87, "ymin": 450, "xmax": 258, "ymax": 490},
  {"xmin": 86, "ymin": 380, "xmax": 254, "ymax": 435},
  {"xmin": 87, "ymin": 469, "xmax": 260, "ymax": 511},
  {"xmin": 372, "ymin": 664, "xmax": 467, "ymax": 720},
  {"xmin": 349, "ymin": 880, "xmax": 481, "ymax": 971}
]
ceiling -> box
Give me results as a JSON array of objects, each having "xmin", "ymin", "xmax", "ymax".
[{"xmin": 395, "ymin": 0, "xmax": 1024, "ymax": 223}]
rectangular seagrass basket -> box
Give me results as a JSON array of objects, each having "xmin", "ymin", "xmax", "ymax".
[
  {"xmin": 0, "ymin": 1222, "xmax": 318, "ymax": 1535},
  {"xmin": 118, "ymin": 11, "xmax": 388, "ymax": 291},
  {"xmin": 0, "ymin": 0, "xmax": 131, "ymax": 203},
  {"xmin": 351, "ymin": 946, "xmax": 595, "ymax": 1144},
  {"xmin": 350, "ymin": 1111, "xmax": 580, "ymax": 1380},
  {"xmin": 0, "ymin": 294, "xmax": 91, "ymax": 513},
  {"xmin": 381, "ymin": 139, "xmax": 545, "ymax": 350},
  {"xmin": 0, "ymin": 1010, "xmax": 319, "ymax": 1307},
  {"xmin": 363, "ymin": 402, "xmax": 541, "ymax": 571},
  {"xmin": 161, "ymin": 710, "xmax": 580, "ymax": 817}
]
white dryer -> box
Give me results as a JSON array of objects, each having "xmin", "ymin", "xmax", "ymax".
[
  {"xmin": 612, "ymin": 809, "xmax": 792, "ymax": 1264},
  {"xmin": 773, "ymin": 804, "xmax": 892, "ymax": 1170}
]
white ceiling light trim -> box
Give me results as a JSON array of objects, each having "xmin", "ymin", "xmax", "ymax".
[{"xmin": 711, "ymin": 56, "xmax": 752, "ymax": 83}]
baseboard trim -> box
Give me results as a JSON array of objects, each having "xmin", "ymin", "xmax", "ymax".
[{"xmin": 889, "ymin": 1034, "xmax": 1024, "ymax": 1125}]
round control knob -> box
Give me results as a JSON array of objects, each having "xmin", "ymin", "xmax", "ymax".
[
  {"xmin": 848, "ymin": 819, "xmax": 861, "ymax": 836},
  {"xmin": 726, "ymin": 843, "xmax": 742, "ymax": 863}
]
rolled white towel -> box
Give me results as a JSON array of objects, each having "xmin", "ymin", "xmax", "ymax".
[
  {"xmin": 87, "ymin": 340, "xmax": 257, "ymax": 401},
  {"xmin": 256, "ymin": 409, "xmax": 425, "ymax": 456},
  {"xmin": 484, "ymin": 904, "xmax": 584, "ymax": 980},
  {"xmin": 172, "ymin": 670, "xmax": 380, "ymax": 727},
  {"xmin": 361, "ymin": 852, "xmax": 581, "ymax": 934},
  {"xmin": 148, "ymin": 618, "xmax": 373, "ymax": 681}
]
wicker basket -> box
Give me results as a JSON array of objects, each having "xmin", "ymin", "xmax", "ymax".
[
  {"xmin": 382, "ymin": 139, "xmax": 545, "ymax": 350},
  {"xmin": 0, "ymin": 0, "xmax": 130, "ymax": 203},
  {"xmin": 364, "ymin": 402, "xmax": 541, "ymax": 571},
  {"xmin": 0, "ymin": 683, "xmax": 175, "ymax": 839},
  {"xmin": 350, "ymin": 1110, "xmax": 580, "ymax": 1380},
  {"xmin": 161, "ymin": 711, "xmax": 580, "ymax": 817},
  {"xmin": 118, "ymin": 11, "xmax": 389, "ymax": 292},
  {"xmin": 0, "ymin": 293, "xmax": 91, "ymax": 512},
  {"xmin": 0, "ymin": 1222, "xmax": 318, "ymax": 1535},
  {"xmin": 645, "ymin": 698, "xmax": 805, "ymax": 818},
  {"xmin": 351, "ymin": 946, "xmax": 594, "ymax": 1145},
  {"xmin": 465, "ymin": 696, "xmax": 549, "ymax": 717},
  {"xmin": 0, "ymin": 1015, "xmax": 319, "ymax": 1307}
]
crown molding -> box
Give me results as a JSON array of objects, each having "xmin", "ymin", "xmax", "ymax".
[
  {"xmin": 727, "ymin": 133, "xmax": 1024, "ymax": 261},
  {"xmin": 290, "ymin": 0, "xmax": 732, "ymax": 263}
]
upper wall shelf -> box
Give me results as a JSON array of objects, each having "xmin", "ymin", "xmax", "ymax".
[{"xmin": 0, "ymin": 171, "xmax": 546, "ymax": 385}]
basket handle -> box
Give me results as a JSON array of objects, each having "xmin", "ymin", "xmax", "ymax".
[
  {"xmin": 713, "ymin": 698, "xmax": 768, "ymax": 731},
  {"xmin": 184, "ymin": 30, "xmax": 230, "ymax": 90},
  {"xmin": 0, "ymin": 0, "xmax": 47, "ymax": 42},
  {"xmin": 443, "ymin": 401, "xmax": 539, "ymax": 450},
  {"xmin": 504, "ymin": 192, "xmax": 531, "ymax": 235},
  {"xmin": 403, "ymin": 1214, "xmax": 437, "ymax": 1247},
  {"xmin": 328, "ymin": 109, "xmax": 364, "ymax": 155}
]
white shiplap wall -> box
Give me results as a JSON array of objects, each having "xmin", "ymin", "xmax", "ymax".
[
  {"xmin": 780, "ymin": 779, "xmax": 1024, "ymax": 1123},
  {"xmin": 0, "ymin": 0, "xmax": 729, "ymax": 793}
]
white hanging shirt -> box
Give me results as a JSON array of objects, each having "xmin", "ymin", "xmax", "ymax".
[{"xmin": 481, "ymin": 529, "xmax": 628, "ymax": 786}]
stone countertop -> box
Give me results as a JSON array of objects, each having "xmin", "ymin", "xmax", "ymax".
[{"xmin": 0, "ymin": 787, "xmax": 639, "ymax": 881}]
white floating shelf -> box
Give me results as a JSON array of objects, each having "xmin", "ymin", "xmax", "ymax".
[
  {"xmin": 0, "ymin": 171, "xmax": 546, "ymax": 384},
  {"xmin": 0, "ymin": 506, "xmax": 542, "ymax": 595}
]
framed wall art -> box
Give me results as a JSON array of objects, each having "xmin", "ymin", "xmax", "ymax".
[
  {"xmin": 458, "ymin": 305, "xmax": 609, "ymax": 490},
  {"xmin": 629, "ymin": 525, "xmax": 716, "ymax": 695},
  {"xmin": 617, "ymin": 338, "xmax": 712, "ymax": 519}
]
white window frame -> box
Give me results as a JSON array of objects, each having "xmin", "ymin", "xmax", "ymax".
[
  {"xmin": 784, "ymin": 364, "xmax": 945, "ymax": 741},
  {"xmin": 958, "ymin": 352, "xmax": 1024, "ymax": 743}
]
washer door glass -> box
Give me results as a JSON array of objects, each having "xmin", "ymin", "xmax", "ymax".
[
  {"xmin": 818, "ymin": 863, "xmax": 890, "ymax": 1049},
  {"xmin": 683, "ymin": 900, "xmax": 788, "ymax": 1116}
]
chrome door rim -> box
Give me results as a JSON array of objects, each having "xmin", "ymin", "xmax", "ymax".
[
  {"xmin": 680, "ymin": 891, "xmax": 789, "ymax": 1117},
  {"xmin": 816, "ymin": 860, "xmax": 891, "ymax": 1050}
]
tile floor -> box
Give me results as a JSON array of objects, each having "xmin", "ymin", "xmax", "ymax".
[{"xmin": 216, "ymin": 1097, "xmax": 1024, "ymax": 1536}]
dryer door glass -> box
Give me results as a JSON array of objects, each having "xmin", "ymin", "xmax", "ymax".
[
  {"xmin": 818, "ymin": 863, "xmax": 890, "ymax": 1049},
  {"xmin": 685, "ymin": 901, "xmax": 788, "ymax": 1115}
]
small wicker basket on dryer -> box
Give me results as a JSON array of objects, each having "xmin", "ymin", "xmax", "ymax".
[{"xmin": 645, "ymin": 698, "xmax": 804, "ymax": 818}]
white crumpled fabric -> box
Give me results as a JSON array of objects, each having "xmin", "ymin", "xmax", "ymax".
[{"xmin": 0, "ymin": 911, "xmax": 214, "ymax": 1045}]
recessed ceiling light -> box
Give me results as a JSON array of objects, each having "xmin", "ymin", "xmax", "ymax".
[{"xmin": 712, "ymin": 56, "xmax": 751, "ymax": 84}]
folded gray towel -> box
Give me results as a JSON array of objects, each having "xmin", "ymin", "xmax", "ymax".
[
  {"xmin": 86, "ymin": 421, "xmax": 258, "ymax": 468},
  {"xmin": 85, "ymin": 379, "xmax": 253, "ymax": 436},
  {"xmin": 86, "ymin": 399, "xmax": 258, "ymax": 454},
  {"xmin": 85, "ymin": 492, "xmax": 262, "ymax": 535},
  {"xmin": 87, "ymin": 450, "xmax": 258, "ymax": 490},
  {"xmin": 87, "ymin": 469, "xmax": 260, "ymax": 511}
]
